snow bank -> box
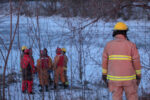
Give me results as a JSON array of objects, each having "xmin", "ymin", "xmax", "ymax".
[{"xmin": 0, "ymin": 15, "xmax": 150, "ymax": 99}]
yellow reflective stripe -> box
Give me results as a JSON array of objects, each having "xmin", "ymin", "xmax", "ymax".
[
  {"xmin": 109, "ymin": 55, "xmax": 132, "ymax": 60},
  {"xmin": 107, "ymin": 75, "xmax": 136, "ymax": 78},
  {"xmin": 107, "ymin": 77, "xmax": 136, "ymax": 81},
  {"xmin": 109, "ymin": 58, "xmax": 131, "ymax": 60},
  {"xmin": 107, "ymin": 75, "xmax": 136, "ymax": 81},
  {"xmin": 136, "ymin": 70, "xmax": 141, "ymax": 74},
  {"xmin": 109, "ymin": 55, "xmax": 131, "ymax": 58},
  {"xmin": 102, "ymin": 68, "xmax": 107, "ymax": 74}
]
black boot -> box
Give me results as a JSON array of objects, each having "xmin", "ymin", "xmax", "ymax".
[
  {"xmin": 29, "ymin": 91, "xmax": 35, "ymax": 94},
  {"xmin": 49, "ymin": 75, "xmax": 53, "ymax": 85},
  {"xmin": 39, "ymin": 86, "xmax": 44, "ymax": 92},
  {"xmin": 63, "ymin": 83, "xmax": 67, "ymax": 89},
  {"xmin": 46, "ymin": 85, "xmax": 48, "ymax": 91},
  {"xmin": 49, "ymin": 80, "xmax": 53, "ymax": 86},
  {"xmin": 54, "ymin": 83, "xmax": 57, "ymax": 89},
  {"xmin": 65, "ymin": 82, "xmax": 69, "ymax": 87}
]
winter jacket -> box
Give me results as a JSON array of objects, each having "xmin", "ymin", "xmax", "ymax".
[
  {"xmin": 37, "ymin": 56, "xmax": 52, "ymax": 86},
  {"xmin": 54, "ymin": 54, "xmax": 64, "ymax": 68},
  {"xmin": 37, "ymin": 56, "xmax": 52, "ymax": 69},
  {"xmin": 102, "ymin": 34, "xmax": 141, "ymax": 86},
  {"xmin": 21, "ymin": 54, "xmax": 35, "ymax": 81}
]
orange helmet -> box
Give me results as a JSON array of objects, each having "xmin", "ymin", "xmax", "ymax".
[{"xmin": 56, "ymin": 48, "xmax": 62, "ymax": 54}]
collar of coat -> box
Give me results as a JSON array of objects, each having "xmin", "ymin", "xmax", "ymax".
[{"xmin": 115, "ymin": 34, "xmax": 126, "ymax": 40}]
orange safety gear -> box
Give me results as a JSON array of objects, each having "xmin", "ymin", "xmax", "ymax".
[
  {"xmin": 21, "ymin": 52, "xmax": 35, "ymax": 93},
  {"xmin": 57, "ymin": 55, "xmax": 64, "ymax": 67},
  {"xmin": 109, "ymin": 81, "xmax": 138, "ymax": 100},
  {"xmin": 22, "ymin": 46, "xmax": 27, "ymax": 51},
  {"xmin": 102, "ymin": 34, "xmax": 141, "ymax": 100},
  {"xmin": 102, "ymin": 34, "xmax": 141, "ymax": 81},
  {"xmin": 22, "ymin": 80, "xmax": 33, "ymax": 93},
  {"xmin": 24, "ymin": 49, "xmax": 30, "ymax": 54},
  {"xmin": 21, "ymin": 53, "xmax": 35, "ymax": 75},
  {"xmin": 37, "ymin": 56, "xmax": 52, "ymax": 86},
  {"xmin": 54, "ymin": 67, "xmax": 65, "ymax": 84},
  {"xmin": 54, "ymin": 54, "xmax": 65, "ymax": 86},
  {"xmin": 114, "ymin": 22, "xmax": 128, "ymax": 31}
]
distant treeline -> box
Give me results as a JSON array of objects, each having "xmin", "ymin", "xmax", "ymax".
[
  {"xmin": 0, "ymin": 0, "xmax": 37, "ymax": 3},
  {"xmin": 0, "ymin": 0, "xmax": 150, "ymax": 20}
]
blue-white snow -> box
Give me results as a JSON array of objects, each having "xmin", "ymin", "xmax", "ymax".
[{"xmin": 0, "ymin": 15, "xmax": 150, "ymax": 100}]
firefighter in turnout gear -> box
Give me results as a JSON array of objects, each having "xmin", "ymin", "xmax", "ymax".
[
  {"xmin": 21, "ymin": 49, "xmax": 35, "ymax": 94},
  {"xmin": 21, "ymin": 46, "xmax": 27, "ymax": 59},
  {"xmin": 54, "ymin": 48, "xmax": 66, "ymax": 89},
  {"xmin": 102, "ymin": 22, "xmax": 141, "ymax": 100},
  {"xmin": 61, "ymin": 48, "xmax": 69, "ymax": 87},
  {"xmin": 43, "ymin": 48, "xmax": 53, "ymax": 85},
  {"xmin": 37, "ymin": 50, "xmax": 52, "ymax": 92},
  {"xmin": 20, "ymin": 46, "xmax": 27, "ymax": 72}
]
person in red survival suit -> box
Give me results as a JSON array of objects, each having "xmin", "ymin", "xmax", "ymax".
[{"xmin": 21, "ymin": 49, "xmax": 35, "ymax": 94}]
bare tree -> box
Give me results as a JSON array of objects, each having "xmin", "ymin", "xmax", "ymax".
[
  {"xmin": 0, "ymin": 0, "xmax": 150, "ymax": 100},
  {"xmin": 2, "ymin": 0, "xmax": 22, "ymax": 99}
]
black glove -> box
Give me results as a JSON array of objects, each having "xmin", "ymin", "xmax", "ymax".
[
  {"xmin": 136, "ymin": 75, "xmax": 141, "ymax": 86},
  {"xmin": 102, "ymin": 75, "xmax": 108, "ymax": 87}
]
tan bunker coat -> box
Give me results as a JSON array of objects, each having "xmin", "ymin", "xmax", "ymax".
[
  {"xmin": 102, "ymin": 35, "xmax": 141, "ymax": 100},
  {"xmin": 37, "ymin": 56, "xmax": 52, "ymax": 86}
]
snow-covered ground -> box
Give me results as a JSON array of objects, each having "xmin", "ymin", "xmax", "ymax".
[{"xmin": 0, "ymin": 15, "xmax": 150, "ymax": 100}]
